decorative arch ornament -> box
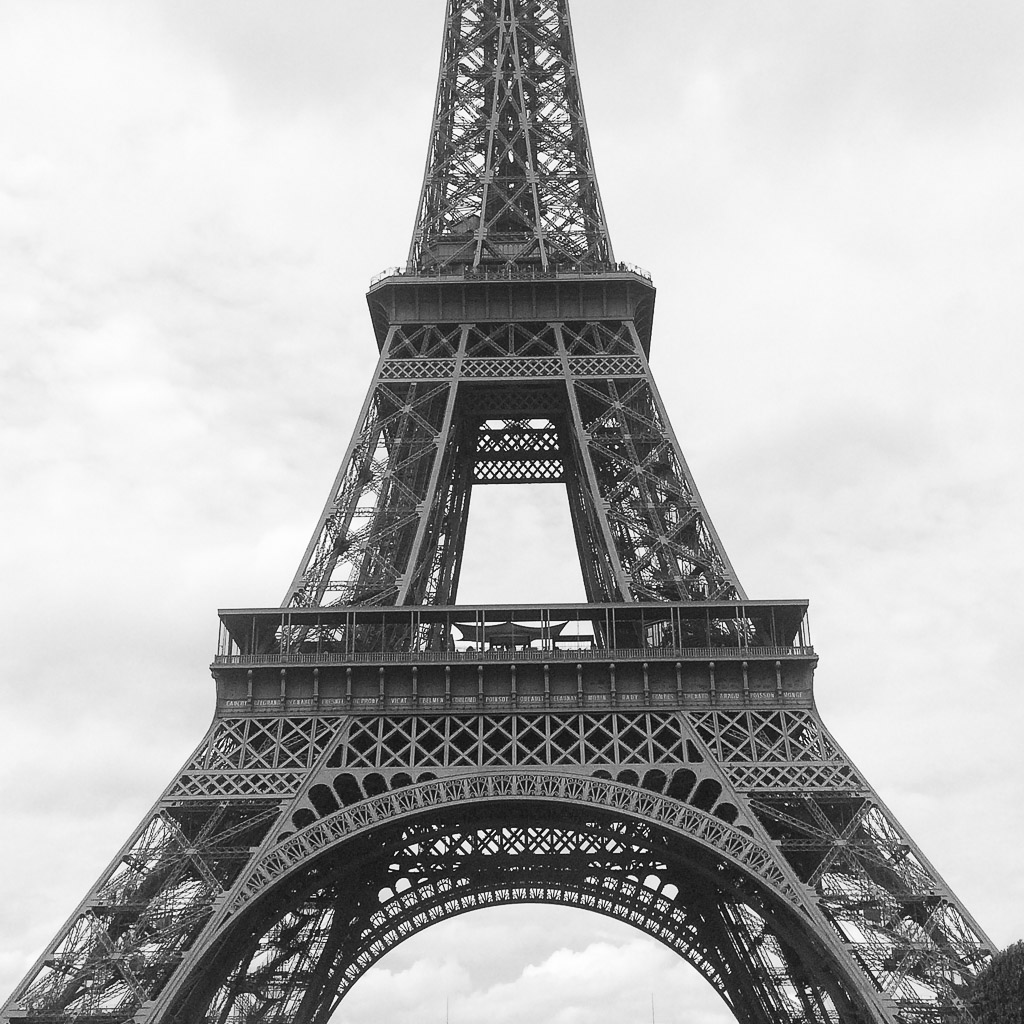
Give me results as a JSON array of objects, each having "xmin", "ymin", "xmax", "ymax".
[{"xmin": 231, "ymin": 772, "xmax": 801, "ymax": 913}]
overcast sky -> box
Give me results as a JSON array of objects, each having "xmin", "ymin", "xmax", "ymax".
[{"xmin": 1, "ymin": 2, "xmax": 1023, "ymax": 1022}]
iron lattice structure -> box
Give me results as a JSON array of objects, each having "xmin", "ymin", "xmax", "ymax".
[
  {"xmin": 409, "ymin": 0, "xmax": 612, "ymax": 271},
  {"xmin": 3, "ymin": 2, "xmax": 992, "ymax": 1024}
]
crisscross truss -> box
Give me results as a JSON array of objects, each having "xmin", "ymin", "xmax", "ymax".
[
  {"xmin": 286, "ymin": 318, "xmax": 740, "ymax": 607},
  {"xmin": 750, "ymin": 794, "xmax": 989, "ymax": 1013},
  {"xmin": 693, "ymin": 708, "xmax": 866, "ymax": 792},
  {"xmin": 409, "ymin": 0, "xmax": 613, "ymax": 271},
  {"xmin": 474, "ymin": 417, "xmax": 565, "ymax": 482},
  {"xmin": 569, "ymin": 370, "xmax": 736, "ymax": 602},
  {"xmin": 288, "ymin": 375, "xmax": 465, "ymax": 607},
  {"xmin": 9, "ymin": 802, "xmax": 280, "ymax": 1022},
  {"xmin": 697, "ymin": 711, "xmax": 993, "ymax": 1014},
  {"xmin": 172, "ymin": 717, "xmax": 347, "ymax": 799}
]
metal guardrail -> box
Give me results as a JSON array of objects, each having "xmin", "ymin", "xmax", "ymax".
[
  {"xmin": 369, "ymin": 261, "xmax": 653, "ymax": 288},
  {"xmin": 213, "ymin": 645, "xmax": 814, "ymax": 668}
]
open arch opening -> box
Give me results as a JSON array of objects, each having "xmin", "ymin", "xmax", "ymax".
[
  {"xmin": 161, "ymin": 782, "xmax": 869, "ymax": 1024},
  {"xmin": 329, "ymin": 904, "xmax": 734, "ymax": 1024}
]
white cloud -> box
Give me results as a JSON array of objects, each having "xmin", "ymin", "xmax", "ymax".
[{"xmin": 333, "ymin": 908, "xmax": 731, "ymax": 1024}]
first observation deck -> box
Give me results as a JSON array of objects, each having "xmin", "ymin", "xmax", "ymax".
[{"xmin": 212, "ymin": 600, "xmax": 817, "ymax": 717}]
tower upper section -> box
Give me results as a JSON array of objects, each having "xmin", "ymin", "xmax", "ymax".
[{"xmin": 408, "ymin": 0, "xmax": 614, "ymax": 273}]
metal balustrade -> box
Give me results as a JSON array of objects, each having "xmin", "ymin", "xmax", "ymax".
[
  {"xmin": 369, "ymin": 260, "xmax": 653, "ymax": 289},
  {"xmin": 212, "ymin": 644, "xmax": 814, "ymax": 668},
  {"xmin": 216, "ymin": 600, "xmax": 813, "ymax": 664}
]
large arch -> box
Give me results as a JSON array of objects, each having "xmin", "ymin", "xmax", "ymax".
[{"xmin": 155, "ymin": 773, "xmax": 879, "ymax": 1024}]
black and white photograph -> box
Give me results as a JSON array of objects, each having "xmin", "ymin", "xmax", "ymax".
[{"xmin": 1, "ymin": 2, "xmax": 1022, "ymax": 1022}]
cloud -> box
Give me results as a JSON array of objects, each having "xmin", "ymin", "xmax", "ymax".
[
  {"xmin": 334, "ymin": 908, "xmax": 731, "ymax": 1024},
  {"xmin": 458, "ymin": 485, "xmax": 588, "ymax": 604}
]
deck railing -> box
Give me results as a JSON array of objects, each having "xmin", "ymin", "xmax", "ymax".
[
  {"xmin": 369, "ymin": 261, "xmax": 653, "ymax": 288},
  {"xmin": 213, "ymin": 644, "xmax": 814, "ymax": 668}
]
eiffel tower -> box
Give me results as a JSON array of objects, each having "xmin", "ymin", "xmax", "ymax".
[{"xmin": 2, "ymin": 3, "xmax": 993, "ymax": 1023}]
